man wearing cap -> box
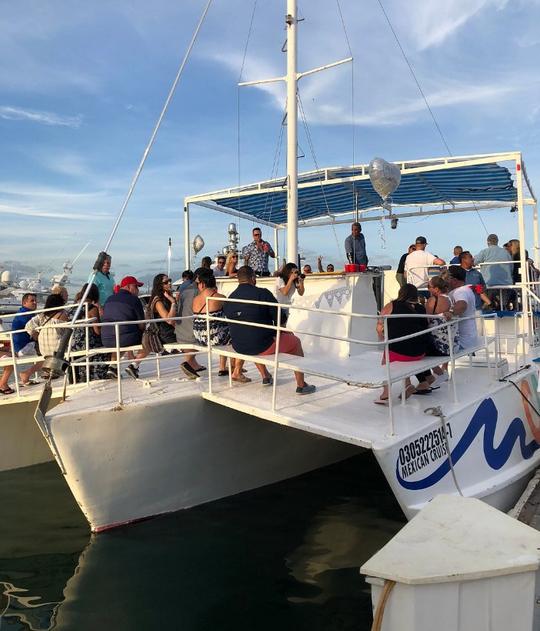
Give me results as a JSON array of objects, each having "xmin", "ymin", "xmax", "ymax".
[
  {"xmin": 404, "ymin": 236, "xmax": 445, "ymax": 297},
  {"xmin": 101, "ymin": 276, "xmax": 148, "ymax": 379},
  {"xmin": 344, "ymin": 222, "xmax": 368, "ymax": 266}
]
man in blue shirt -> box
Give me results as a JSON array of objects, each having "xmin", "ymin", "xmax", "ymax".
[
  {"xmin": 460, "ymin": 251, "xmax": 492, "ymax": 310},
  {"xmin": 450, "ymin": 245, "xmax": 463, "ymax": 265},
  {"xmin": 101, "ymin": 276, "xmax": 148, "ymax": 380},
  {"xmin": 224, "ymin": 266, "xmax": 315, "ymax": 394},
  {"xmin": 0, "ymin": 293, "xmax": 42, "ymax": 394},
  {"xmin": 474, "ymin": 234, "xmax": 512, "ymax": 286},
  {"xmin": 344, "ymin": 222, "xmax": 368, "ymax": 266}
]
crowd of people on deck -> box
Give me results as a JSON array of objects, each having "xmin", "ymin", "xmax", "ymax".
[
  {"xmin": 0, "ymin": 223, "xmax": 535, "ymax": 402},
  {"xmin": 374, "ymin": 232, "xmax": 538, "ymax": 405}
]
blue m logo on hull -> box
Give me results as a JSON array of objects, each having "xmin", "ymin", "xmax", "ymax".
[{"xmin": 396, "ymin": 398, "xmax": 540, "ymax": 491}]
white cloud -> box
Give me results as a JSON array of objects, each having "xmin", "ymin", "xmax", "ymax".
[
  {"xmin": 0, "ymin": 106, "xmax": 82, "ymax": 128},
  {"xmin": 0, "ymin": 204, "xmax": 107, "ymax": 221},
  {"xmin": 406, "ymin": 0, "xmax": 510, "ymax": 50}
]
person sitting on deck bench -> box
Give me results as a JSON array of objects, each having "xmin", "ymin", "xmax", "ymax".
[
  {"xmin": 224, "ymin": 266, "xmax": 316, "ymax": 394},
  {"xmin": 375, "ymin": 284, "xmax": 433, "ymax": 405},
  {"xmin": 446, "ymin": 266, "xmax": 479, "ymax": 350}
]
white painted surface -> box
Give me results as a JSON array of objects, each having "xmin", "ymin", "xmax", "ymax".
[
  {"xmin": 362, "ymin": 495, "xmax": 540, "ymax": 584},
  {"xmin": 362, "ymin": 495, "xmax": 540, "ymax": 631}
]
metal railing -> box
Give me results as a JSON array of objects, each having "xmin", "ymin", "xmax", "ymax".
[{"xmin": 3, "ymin": 295, "xmax": 524, "ymax": 436}]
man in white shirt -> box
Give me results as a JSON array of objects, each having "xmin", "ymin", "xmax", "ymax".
[
  {"xmin": 404, "ymin": 236, "xmax": 445, "ymax": 297},
  {"xmin": 447, "ymin": 266, "xmax": 478, "ymax": 350},
  {"xmin": 212, "ymin": 256, "xmax": 227, "ymax": 277}
]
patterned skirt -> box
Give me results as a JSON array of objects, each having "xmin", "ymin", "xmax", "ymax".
[{"xmin": 193, "ymin": 310, "xmax": 231, "ymax": 347}]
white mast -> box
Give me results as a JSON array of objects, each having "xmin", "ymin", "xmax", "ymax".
[
  {"xmin": 238, "ymin": 3, "xmax": 351, "ymax": 264},
  {"xmin": 286, "ymin": 0, "xmax": 299, "ymax": 264}
]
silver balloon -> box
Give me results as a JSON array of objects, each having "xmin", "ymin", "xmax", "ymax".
[
  {"xmin": 368, "ymin": 157, "xmax": 401, "ymax": 201},
  {"xmin": 192, "ymin": 234, "xmax": 205, "ymax": 254}
]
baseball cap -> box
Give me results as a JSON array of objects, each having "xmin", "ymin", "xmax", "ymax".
[
  {"xmin": 120, "ymin": 275, "xmax": 144, "ymax": 288},
  {"xmin": 415, "ymin": 236, "xmax": 427, "ymax": 244}
]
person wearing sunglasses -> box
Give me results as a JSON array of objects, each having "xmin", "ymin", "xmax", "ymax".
[
  {"xmin": 241, "ymin": 227, "xmax": 275, "ymax": 276},
  {"xmin": 149, "ymin": 273, "xmax": 178, "ymax": 346},
  {"xmin": 225, "ymin": 251, "xmax": 239, "ymax": 277}
]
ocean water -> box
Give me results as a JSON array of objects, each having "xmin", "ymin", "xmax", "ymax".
[{"xmin": 0, "ymin": 453, "xmax": 405, "ymax": 630}]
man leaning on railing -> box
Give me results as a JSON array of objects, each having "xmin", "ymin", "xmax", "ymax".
[{"xmin": 223, "ymin": 265, "xmax": 316, "ymax": 395}]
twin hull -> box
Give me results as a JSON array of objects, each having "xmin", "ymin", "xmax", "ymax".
[
  {"xmin": 46, "ymin": 372, "xmax": 540, "ymax": 531},
  {"xmin": 49, "ymin": 393, "xmax": 358, "ymax": 531}
]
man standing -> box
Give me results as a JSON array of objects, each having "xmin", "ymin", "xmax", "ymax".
[
  {"xmin": 0, "ymin": 293, "xmax": 42, "ymax": 393},
  {"xmin": 404, "ymin": 236, "xmax": 445, "ymax": 297},
  {"xmin": 474, "ymin": 234, "xmax": 513, "ymax": 287},
  {"xmin": 223, "ymin": 266, "xmax": 315, "ymax": 394},
  {"xmin": 446, "ymin": 266, "xmax": 478, "ymax": 350},
  {"xmin": 213, "ymin": 256, "xmax": 227, "ymax": 277},
  {"xmin": 344, "ymin": 222, "xmax": 368, "ymax": 266},
  {"xmin": 101, "ymin": 276, "xmax": 148, "ymax": 380},
  {"xmin": 242, "ymin": 227, "xmax": 275, "ymax": 276},
  {"xmin": 396, "ymin": 244, "xmax": 415, "ymax": 288}
]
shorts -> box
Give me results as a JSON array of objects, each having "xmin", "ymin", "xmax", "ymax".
[
  {"xmin": 386, "ymin": 350, "xmax": 425, "ymax": 363},
  {"xmin": 17, "ymin": 342, "xmax": 37, "ymax": 357},
  {"xmin": 260, "ymin": 331, "xmax": 301, "ymax": 356}
]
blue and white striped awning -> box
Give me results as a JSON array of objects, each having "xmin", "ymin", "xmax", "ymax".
[{"xmin": 186, "ymin": 153, "xmax": 534, "ymax": 228}]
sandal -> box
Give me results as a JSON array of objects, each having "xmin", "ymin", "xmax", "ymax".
[
  {"xmin": 0, "ymin": 386, "xmax": 15, "ymax": 395},
  {"xmin": 373, "ymin": 397, "xmax": 389, "ymax": 406},
  {"xmin": 20, "ymin": 379, "xmax": 40, "ymax": 387},
  {"xmin": 195, "ymin": 366, "xmax": 207, "ymax": 372},
  {"xmin": 412, "ymin": 389, "xmax": 432, "ymax": 396},
  {"xmin": 232, "ymin": 374, "xmax": 252, "ymax": 383},
  {"xmin": 399, "ymin": 385, "xmax": 417, "ymax": 401},
  {"xmin": 218, "ymin": 369, "xmax": 229, "ymax": 377}
]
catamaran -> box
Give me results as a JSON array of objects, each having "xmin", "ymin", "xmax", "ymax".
[{"xmin": 33, "ymin": 1, "xmax": 540, "ymax": 532}]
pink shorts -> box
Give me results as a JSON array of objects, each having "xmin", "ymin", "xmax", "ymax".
[
  {"xmin": 260, "ymin": 332, "xmax": 301, "ymax": 356},
  {"xmin": 383, "ymin": 351, "xmax": 425, "ymax": 364}
]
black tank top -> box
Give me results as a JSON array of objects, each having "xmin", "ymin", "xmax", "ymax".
[{"xmin": 387, "ymin": 300, "xmax": 428, "ymax": 357}]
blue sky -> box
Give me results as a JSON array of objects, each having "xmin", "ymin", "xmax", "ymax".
[{"xmin": 1, "ymin": 0, "xmax": 540, "ymax": 286}]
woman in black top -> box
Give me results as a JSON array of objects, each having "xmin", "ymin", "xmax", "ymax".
[
  {"xmin": 375, "ymin": 284, "xmax": 432, "ymax": 404},
  {"xmin": 150, "ymin": 274, "xmax": 178, "ymax": 345}
]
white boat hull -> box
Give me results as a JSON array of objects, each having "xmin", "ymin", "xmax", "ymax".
[
  {"xmin": 0, "ymin": 398, "xmax": 57, "ymax": 472},
  {"xmin": 374, "ymin": 371, "xmax": 540, "ymax": 518},
  {"xmin": 47, "ymin": 387, "xmax": 359, "ymax": 531}
]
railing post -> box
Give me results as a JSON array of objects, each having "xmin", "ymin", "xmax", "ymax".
[
  {"xmin": 448, "ymin": 321, "xmax": 457, "ymax": 403},
  {"xmin": 115, "ymin": 323, "xmax": 123, "ymax": 405},
  {"xmin": 206, "ymin": 296, "xmax": 213, "ymax": 394},
  {"xmin": 85, "ymin": 303, "xmax": 90, "ymax": 384},
  {"xmin": 272, "ymin": 305, "xmax": 282, "ymax": 412},
  {"xmin": 383, "ymin": 318, "xmax": 395, "ymax": 436},
  {"xmin": 10, "ymin": 331, "xmax": 21, "ymax": 397}
]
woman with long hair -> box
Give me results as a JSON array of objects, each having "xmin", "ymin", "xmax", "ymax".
[
  {"xmin": 149, "ymin": 273, "xmax": 178, "ymax": 345},
  {"xmin": 71, "ymin": 283, "xmax": 108, "ymax": 381},
  {"xmin": 225, "ymin": 252, "xmax": 239, "ymax": 277},
  {"xmin": 375, "ymin": 283, "xmax": 431, "ymax": 404},
  {"xmin": 192, "ymin": 268, "xmax": 236, "ymax": 378},
  {"xmin": 425, "ymin": 276, "xmax": 459, "ymax": 383},
  {"xmin": 275, "ymin": 262, "xmax": 304, "ymax": 325}
]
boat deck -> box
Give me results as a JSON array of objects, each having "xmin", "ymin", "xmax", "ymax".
[
  {"xmin": 45, "ymin": 346, "xmax": 513, "ymax": 451},
  {"xmin": 202, "ymin": 357, "xmax": 506, "ymax": 449}
]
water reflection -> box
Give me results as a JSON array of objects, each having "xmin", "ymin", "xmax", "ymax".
[{"xmin": 1, "ymin": 453, "xmax": 405, "ymax": 631}]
